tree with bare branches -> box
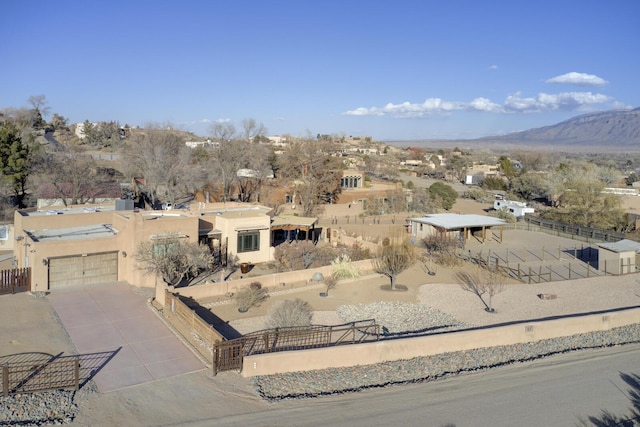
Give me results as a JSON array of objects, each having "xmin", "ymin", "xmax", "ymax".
[
  {"xmin": 120, "ymin": 126, "xmax": 200, "ymax": 208},
  {"xmin": 373, "ymin": 240, "xmax": 417, "ymax": 291},
  {"xmin": 278, "ymin": 139, "xmax": 343, "ymax": 216},
  {"xmin": 455, "ymin": 269, "xmax": 504, "ymax": 312},
  {"xmin": 135, "ymin": 235, "xmax": 216, "ymax": 287}
]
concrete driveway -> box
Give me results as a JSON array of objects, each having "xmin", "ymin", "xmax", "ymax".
[{"xmin": 47, "ymin": 283, "xmax": 204, "ymax": 392}]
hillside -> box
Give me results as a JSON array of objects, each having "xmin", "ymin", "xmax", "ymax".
[{"xmin": 480, "ymin": 107, "xmax": 640, "ymax": 148}]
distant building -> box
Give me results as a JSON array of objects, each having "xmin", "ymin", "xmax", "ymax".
[{"xmin": 493, "ymin": 199, "xmax": 534, "ymax": 218}]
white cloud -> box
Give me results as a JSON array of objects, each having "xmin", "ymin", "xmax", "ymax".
[
  {"xmin": 545, "ymin": 72, "xmax": 608, "ymax": 87},
  {"xmin": 344, "ymin": 91, "xmax": 613, "ymax": 118},
  {"xmin": 468, "ymin": 97, "xmax": 504, "ymax": 112},
  {"xmin": 488, "ymin": 64, "xmax": 498, "ymax": 70},
  {"xmin": 504, "ymin": 91, "xmax": 611, "ymax": 112},
  {"xmin": 215, "ymin": 118, "xmax": 231, "ymax": 123}
]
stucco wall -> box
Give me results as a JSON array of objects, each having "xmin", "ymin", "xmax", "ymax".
[
  {"xmin": 241, "ymin": 306, "xmax": 640, "ymax": 377},
  {"xmin": 169, "ymin": 259, "xmax": 375, "ymax": 301}
]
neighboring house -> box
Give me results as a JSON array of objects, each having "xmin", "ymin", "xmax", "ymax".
[
  {"xmin": 493, "ymin": 200, "xmax": 535, "ymax": 218},
  {"xmin": 408, "ymin": 213, "xmax": 506, "ymax": 244},
  {"xmin": 185, "ymin": 140, "xmax": 218, "ymax": 148},
  {"xmin": 13, "ymin": 202, "xmax": 273, "ymax": 291},
  {"xmin": 340, "ymin": 170, "xmax": 365, "ymax": 189}
]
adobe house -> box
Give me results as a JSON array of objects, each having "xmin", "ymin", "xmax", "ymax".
[
  {"xmin": 13, "ymin": 201, "xmax": 273, "ymax": 291},
  {"xmin": 596, "ymin": 239, "xmax": 640, "ymax": 275},
  {"xmin": 408, "ymin": 213, "xmax": 507, "ymax": 244}
]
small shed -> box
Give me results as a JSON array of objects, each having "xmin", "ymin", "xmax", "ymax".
[
  {"xmin": 597, "ymin": 239, "xmax": 640, "ymax": 275},
  {"xmin": 408, "ymin": 213, "xmax": 506, "ymax": 244}
]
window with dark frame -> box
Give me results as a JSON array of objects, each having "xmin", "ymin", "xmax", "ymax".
[{"xmin": 237, "ymin": 231, "xmax": 260, "ymax": 253}]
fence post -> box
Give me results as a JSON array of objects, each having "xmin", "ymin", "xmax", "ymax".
[
  {"xmin": 568, "ymin": 263, "xmax": 571, "ymax": 280},
  {"xmin": 538, "ymin": 266, "xmax": 542, "ymax": 283},
  {"xmin": 528, "ymin": 266, "xmax": 532, "ymax": 284},
  {"xmin": 518, "ymin": 263, "xmax": 521, "ymax": 280},
  {"xmin": 548, "ymin": 265, "xmax": 552, "ymax": 282},
  {"xmin": 212, "ymin": 346, "xmax": 218, "ymax": 376},
  {"xmin": 558, "ymin": 246, "xmax": 561, "ymax": 260},
  {"xmin": 2, "ymin": 365, "xmax": 7, "ymax": 397},
  {"xmin": 74, "ymin": 358, "xmax": 80, "ymax": 390}
]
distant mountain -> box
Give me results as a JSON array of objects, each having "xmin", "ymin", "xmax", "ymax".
[{"xmin": 480, "ymin": 108, "xmax": 640, "ymax": 147}]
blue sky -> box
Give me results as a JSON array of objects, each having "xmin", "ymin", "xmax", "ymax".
[{"xmin": 1, "ymin": 0, "xmax": 638, "ymax": 141}]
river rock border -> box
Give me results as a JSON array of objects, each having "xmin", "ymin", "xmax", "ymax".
[{"xmin": 252, "ymin": 323, "xmax": 640, "ymax": 400}]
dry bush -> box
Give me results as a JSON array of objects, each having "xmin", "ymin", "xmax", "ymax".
[
  {"xmin": 423, "ymin": 235, "xmax": 464, "ymax": 267},
  {"xmin": 265, "ymin": 298, "xmax": 313, "ymax": 329},
  {"xmin": 234, "ymin": 283, "xmax": 269, "ymax": 312},
  {"xmin": 273, "ymin": 241, "xmax": 335, "ymax": 271}
]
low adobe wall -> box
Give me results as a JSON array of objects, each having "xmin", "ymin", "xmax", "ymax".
[
  {"xmin": 241, "ymin": 306, "xmax": 640, "ymax": 377},
  {"xmin": 157, "ymin": 259, "xmax": 374, "ymax": 303}
]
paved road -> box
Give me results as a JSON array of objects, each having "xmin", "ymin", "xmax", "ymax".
[{"xmin": 198, "ymin": 344, "xmax": 640, "ymax": 427}]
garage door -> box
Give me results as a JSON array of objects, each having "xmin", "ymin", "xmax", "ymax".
[{"xmin": 48, "ymin": 252, "xmax": 118, "ymax": 289}]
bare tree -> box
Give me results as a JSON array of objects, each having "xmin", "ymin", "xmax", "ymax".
[
  {"xmin": 241, "ymin": 118, "xmax": 266, "ymax": 141},
  {"xmin": 455, "ymin": 269, "xmax": 504, "ymax": 313},
  {"xmin": 211, "ymin": 122, "xmax": 237, "ymax": 142},
  {"xmin": 373, "ymin": 240, "xmax": 417, "ymax": 290},
  {"xmin": 135, "ymin": 235, "xmax": 216, "ymax": 287},
  {"xmin": 278, "ymin": 139, "xmax": 343, "ymax": 216},
  {"xmin": 121, "ymin": 126, "xmax": 199, "ymax": 208},
  {"xmin": 34, "ymin": 146, "xmax": 120, "ymax": 206},
  {"xmin": 207, "ymin": 139, "xmax": 245, "ymax": 202}
]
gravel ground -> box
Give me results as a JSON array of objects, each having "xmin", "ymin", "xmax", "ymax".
[
  {"xmin": 253, "ymin": 324, "xmax": 640, "ymax": 401},
  {"xmin": 248, "ymin": 274, "xmax": 640, "ymax": 400}
]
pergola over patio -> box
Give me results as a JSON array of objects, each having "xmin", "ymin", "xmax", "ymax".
[
  {"xmin": 271, "ymin": 216, "xmax": 319, "ymax": 245},
  {"xmin": 408, "ymin": 213, "xmax": 507, "ymax": 244}
]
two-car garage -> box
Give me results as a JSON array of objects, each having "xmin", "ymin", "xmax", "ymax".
[{"xmin": 48, "ymin": 251, "xmax": 119, "ymax": 289}]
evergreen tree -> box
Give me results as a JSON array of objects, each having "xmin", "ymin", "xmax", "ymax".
[{"xmin": 0, "ymin": 121, "xmax": 31, "ymax": 208}]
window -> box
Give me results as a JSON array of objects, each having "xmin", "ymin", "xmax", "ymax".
[
  {"xmin": 237, "ymin": 232, "xmax": 260, "ymax": 253},
  {"xmin": 153, "ymin": 240, "xmax": 179, "ymax": 258},
  {"xmin": 0, "ymin": 225, "xmax": 7, "ymax": 241}
]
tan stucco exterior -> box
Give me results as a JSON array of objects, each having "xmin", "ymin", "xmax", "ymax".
[
  {"xmin": 13, "ymin": 202, "xmax": 274, "ymax": 291},
  {"xmin": 242, "ymin": 306, "xmax": 640, "ymax": 377}
]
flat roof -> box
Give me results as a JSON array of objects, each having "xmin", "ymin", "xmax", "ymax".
[
  {"xmin": 597, "ymin": 239, "xmax": 640, "ymax": 253},
  {"xmin": 408, "ymin": 214, "xmax": 506, "ymax": 230},
  {"xmin": 271, "ymin": 216, "xmax": 318, "ymax": 228},
  {"xmin": 26, "ymin": 224, "xmax": 117, "ymax": 242},
  {"xmin": 20, "ymin": 206, "xmax": 116, "ymax": 217}
]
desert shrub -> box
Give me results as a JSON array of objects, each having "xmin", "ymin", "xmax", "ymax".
[
  {"xmin": 331, "ymin": 254, "xmax": 361, "ymax": 279},
  {"xmin": 464, "ymin": 189, "xmax": 485, "ymax": 201},
  {"xmin": 423, "ymin": 236, "xmax": 463, "ymax": 267},
  {"xmin": 234, "ymin": 284, "xmax": 269, "ymax": 312},
  {"xmin": 489, "ymin": 207, "xmax": 517, "ymax": 223},
  {"xmin": 273, "ymin": 241, "xmax": 335, "ymax": 271},
  {"xmin": 265, "ymin": 298, "xmax": 313, "ymax": 329},
  {"xmin": 348, "ymin": 243, "xmax": 372, "ymax": 261},
  {"xmin": 428, "ymin": 182, "xmax": 458, "ymax": 210},
  {"xmin": 481, "ymin": 176, "xmax": 508, "ymax": 191}
]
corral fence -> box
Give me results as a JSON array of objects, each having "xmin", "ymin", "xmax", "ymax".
[
  {"xmin": 519, "ymin": 215, "xmax": 626, "ymax": 243},
  {"xmin": 0, "ymin": 267, "xmax": 31, "ymax": 295},
  {"xmin": 1, "ymin": 357, "xmax": 79, "ymax": 396},
  {"xmin": 467, "ymin": 241, "xmax": 637, "ymax": 283},
  {"xmin": 214, "ymin": 319, "xmax": 380, "ymax": 375}
]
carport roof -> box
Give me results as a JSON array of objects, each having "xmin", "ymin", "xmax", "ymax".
[
  {"xmin": 597, "ymin": 239, "xmax": 640, "ymax": 253},
  {"xmin": 408, "ymin": 214, "xmax": 506, "ymax": 230},
  {"xmin": 26, "ymin": 224, "xmax": 117, "ymax": 242}
]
